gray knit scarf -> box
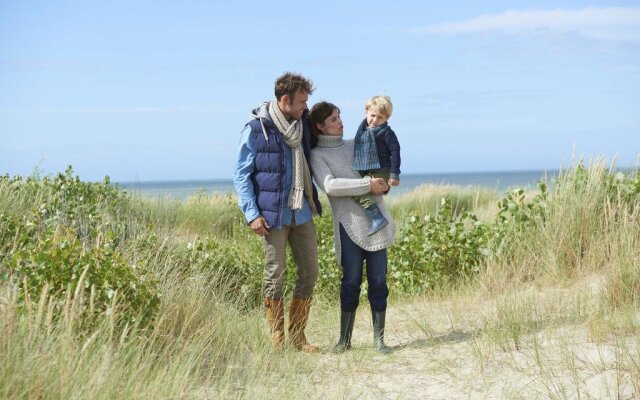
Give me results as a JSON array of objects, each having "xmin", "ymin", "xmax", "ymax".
[{"xmin": 268, "ymin": 99, "xmax": 317, "ymax": 214}]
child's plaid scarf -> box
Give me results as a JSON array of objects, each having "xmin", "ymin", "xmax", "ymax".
[{"xmin": 353, "ymin": 119, "xmax": 389, "ymax": 172}]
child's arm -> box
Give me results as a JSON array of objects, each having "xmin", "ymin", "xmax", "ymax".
[{"xmin": 386, "ymin": 129, "xmax": 401, "ymax": 186}]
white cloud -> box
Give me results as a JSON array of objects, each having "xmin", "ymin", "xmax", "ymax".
[{"xmin": 416, "ymin": 7, "xmax": 640, "ymax": 43}]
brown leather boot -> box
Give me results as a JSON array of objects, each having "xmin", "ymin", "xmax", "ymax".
[
  {"xmin": 264, "ymin": 298, "xmax": 285, "ymax": 348},
  {"xmin": 288, "ymin": 297, "xmax": 319, "ymax": 353}
]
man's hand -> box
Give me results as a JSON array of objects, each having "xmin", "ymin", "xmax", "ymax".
[
  {"xmin": 370, "ymin": 178, "xmax": 389, "ymax": 195},
  {"xmin": 389, "ymin": 178, "xmax": 400, "ymax": 187},
  {"xmin": 250, "ymin": 216, "xmax": 270, "ymax": 236}
]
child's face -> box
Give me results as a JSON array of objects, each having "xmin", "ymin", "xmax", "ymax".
[
  {"xmin": 365, "ymin": 106, "xmax": 389, "ymax": 128},
  {"xmin": 317, "ymin": 108, "xmax": 343, "ymax": 136}
]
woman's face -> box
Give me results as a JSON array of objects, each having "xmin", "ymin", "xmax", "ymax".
[{"xmin": 317, "ymin": 108, "xmax": 343, "ymax": 136}]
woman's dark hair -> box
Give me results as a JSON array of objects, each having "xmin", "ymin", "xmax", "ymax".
[{"xmin": 309, "ymin": 101, "xmax": 340, "ymax": 148}]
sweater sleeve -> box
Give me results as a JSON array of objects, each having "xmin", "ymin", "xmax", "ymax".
[
  {"xmin": 233, "ymin": 125, "xmax": 261, "ymax": 224},
  {"xmin": 385, "ymin": 129, "xmax": 401, "ymax": 179},
  {"xmin": 310, "ymin": 151, "xmax": 372, "ymax": 197}
]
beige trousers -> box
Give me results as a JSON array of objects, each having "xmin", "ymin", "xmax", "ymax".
[{"xmin": 263, "ymin": 221, "xmax": 319, "ymax": 299}]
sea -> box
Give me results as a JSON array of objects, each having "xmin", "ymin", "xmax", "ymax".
[{"xmin": 117, "ymin": 170, "xmax": 559, "ymax": 200}]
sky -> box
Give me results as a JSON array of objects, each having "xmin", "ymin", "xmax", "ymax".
[{"xmin": 1, "ymin": 0, "xmax": 639, "ymax": 182}]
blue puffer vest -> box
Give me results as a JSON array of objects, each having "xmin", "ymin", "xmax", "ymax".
[{"xmin": 247, "ymin": 113, "xmax": 322, "ymax": 229}]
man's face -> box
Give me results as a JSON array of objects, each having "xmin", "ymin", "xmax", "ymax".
[{"xmin": 281, "ymin": 90, "xmax": 309, "ymax": 120}]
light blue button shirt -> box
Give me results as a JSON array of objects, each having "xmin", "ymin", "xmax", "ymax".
[{"xmin": 233, "ymin": 124, "xmax": 312, "ymax": 228}]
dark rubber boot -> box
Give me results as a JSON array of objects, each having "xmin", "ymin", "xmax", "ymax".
[
  {"xmin": 332, "ymin": 311, "xmax": 356, "ymax": 353},
  {"xmin": 372, "ymin": 310, "xmax": 391, "ymax": 354}
]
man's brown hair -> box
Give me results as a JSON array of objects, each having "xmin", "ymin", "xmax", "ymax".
[{"xmin": 274, "ymin": 72, "xmax": 315, "ymax": 101}]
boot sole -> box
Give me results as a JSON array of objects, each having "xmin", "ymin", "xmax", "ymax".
[{"xmin": 331, "ymin": 344, "xmax": 352, "ymax": 354}]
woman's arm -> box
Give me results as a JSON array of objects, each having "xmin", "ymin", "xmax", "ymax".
[
  {"xmin": 324, "ymin": 175, "xmax": 372, "ymax": 197},
  {"xmin": 310, "ymin": 152, "xmax": 371, "ymax": 197}
]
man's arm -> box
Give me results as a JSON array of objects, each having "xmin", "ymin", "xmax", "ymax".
[{"xmin": 233, "ymin": 125, "xmax": 262, "ymax": 225}]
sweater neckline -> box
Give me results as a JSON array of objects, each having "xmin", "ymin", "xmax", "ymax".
[{"xmin": 317, "ymin": 134, "xmax": 344, "ymax": 148}]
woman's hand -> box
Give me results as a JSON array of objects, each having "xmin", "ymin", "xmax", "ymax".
[{"xmin": 370, "ymin": 178, "xmax": 389, "ymax": 195}]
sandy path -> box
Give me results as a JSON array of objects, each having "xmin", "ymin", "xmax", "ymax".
[{"xmin": 305, "ymin": 299, "xmax": 639, "ymax": 400}]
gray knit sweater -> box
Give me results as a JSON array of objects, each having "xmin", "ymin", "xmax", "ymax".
[{"xmin": 310, "ymin": 135, "xmax": 396, "ymax": 261}]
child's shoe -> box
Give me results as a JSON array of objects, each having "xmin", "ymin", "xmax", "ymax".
[{"xmin": 364, "ymin": 204, "xmax": 388, "ymax": 236}]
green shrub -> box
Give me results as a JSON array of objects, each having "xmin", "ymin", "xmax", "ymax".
[
  {"xmin": 388, "ymin": 196, "xmax": 490, "ymax": 292},
  {"xmin": 3, "ymin": 164, "xmax": 639, "ymax": 319},
  {"xmin": 492, "ymin": 182, "xmax": 548, "ymax": 255},
  {"xmin": 0, "ymin": 166, "xmax": 138, "ymax": 244},
  {"xmin": 609, "ymin": 169, "xmax": 640, "ymax": 206},
  {"xmin": 0, "ymin": 168, "xmax": 159, "ymax": 327},
  {"xmin": 3, "ymin": 214, "xmax": 159, "ymax": 326},
  {"xmin": 298, "ymin": 208, "xmax": 342, "ymax": 297}
]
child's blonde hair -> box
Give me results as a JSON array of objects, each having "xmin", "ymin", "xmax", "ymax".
[{"xmin": 365, "ymin": 95, "xmax": 393, "ymax": 118}]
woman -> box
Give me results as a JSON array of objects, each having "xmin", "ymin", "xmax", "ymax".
[{"xmin": 309, "ymin": 101, "xmax": 397, "ymax": 353}]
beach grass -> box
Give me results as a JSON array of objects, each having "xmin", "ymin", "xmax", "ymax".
[{"xmin": 1, "ymin": 160, "xmax": 639, "ymax": 399}]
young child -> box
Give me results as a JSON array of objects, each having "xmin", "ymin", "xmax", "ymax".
[{"xmin": 353, "ymin": 95, "xmax": 401, "ymax": 236}]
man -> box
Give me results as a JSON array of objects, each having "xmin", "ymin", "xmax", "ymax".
[{"xmin": 233, "ymin": 72, "xmax": 323, "ymax": 352}]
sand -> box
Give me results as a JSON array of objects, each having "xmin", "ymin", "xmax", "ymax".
[{"xmin": 304, "ymin": 293, "xmax": 639, "ymax": 399}]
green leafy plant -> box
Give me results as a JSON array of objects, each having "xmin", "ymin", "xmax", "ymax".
[
  {"xmin": 388, "ymin": 196, "xmax": 490, "ymax": 292},
  {"xmin": 0, "ymin": 168, "xmax": 159, "ymax": 327},
  {"xmin": 492, "ymin": 182, "xmax": 548, "ymax": 254},
  {"xmin": 5, "ymin": 219, "xmax": 159, "ymax": 326}
]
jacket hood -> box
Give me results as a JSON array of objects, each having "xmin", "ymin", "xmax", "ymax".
[
  {"xmin": 249, "ymin": 102, "xmax": 309, "ymax": 141},
  {"xmin": 251, "ymin": 102, "xmax": 271, "ymax": 121},
  {"xmin": 250, "ymin": 101, "xmax": 272, "ymax": 141}
]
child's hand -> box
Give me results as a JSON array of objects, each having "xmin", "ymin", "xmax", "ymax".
[{"xmin": 389, "ymin": 179, "xmax": 400, "ymax": 187}]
